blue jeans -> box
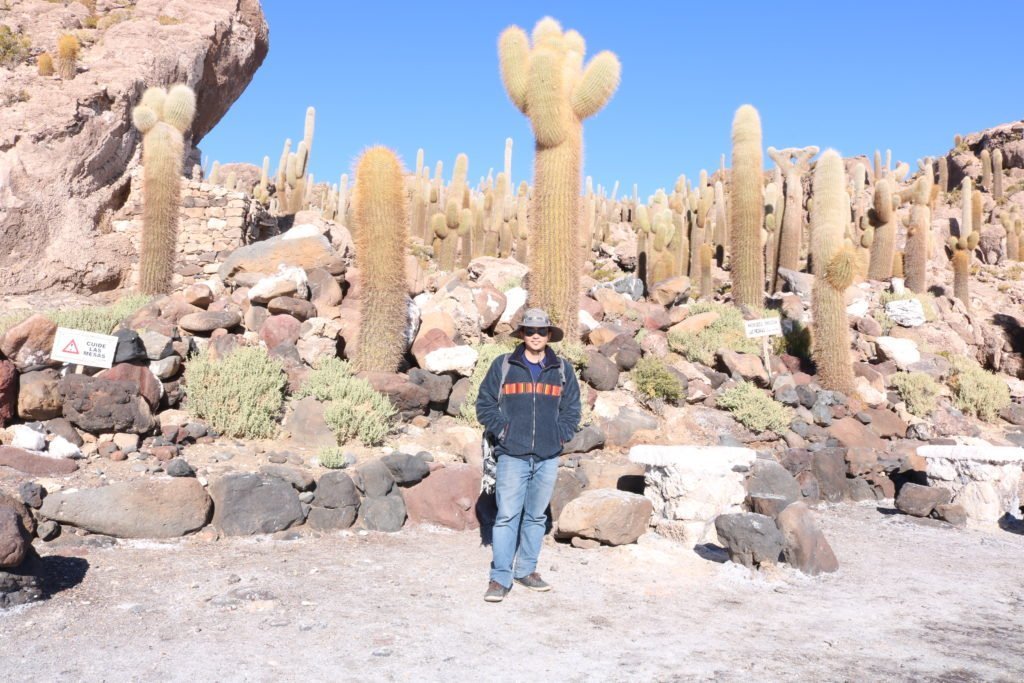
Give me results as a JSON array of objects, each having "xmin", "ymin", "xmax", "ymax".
[{"xmin": 490, "ymin": 454, "xmax": 559, "ymax": 588}]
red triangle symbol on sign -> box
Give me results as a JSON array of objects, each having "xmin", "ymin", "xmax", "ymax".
[{"xmin": 62, "ymin": 339, "xmax": 80, "ymax": 354}]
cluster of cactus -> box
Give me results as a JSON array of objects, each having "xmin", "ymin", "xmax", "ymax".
[
  {"xmin": 766, "ymin": 146, "xmax": 817, "ymax": 293},
  {"xmin": 810, "ymin": 150, "xmax": 856, "ymax": 393},
  {"xmin": 999, "ymin": 205, "xmax": 1023, "ymax": 260},
  {"xmin": 269, "ymin": 107, "xmax": 316, "ymax": 215},
  {"xmin": 498, "ymin": 16, "xmax": 621, "ymax": 342},
  {"xmin": 131, "ymin": 83, "xmax": 197, "ymax": 294},
  {"xmin": 351, "ymin": 146, "xmax": 409, "ymax": 372}
]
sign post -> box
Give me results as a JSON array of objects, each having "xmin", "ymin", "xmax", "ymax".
[
  {"xmin": 50, "ymin": 328, "xmax": 119, "ymax": 369},
  {"xmin": 743, "ymin": 317, "xmax": 783, "ymax": 382}
]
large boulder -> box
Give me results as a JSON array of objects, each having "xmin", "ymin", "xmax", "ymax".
[
  {"xmin": 209, "ymin": 473, "xmax": 304, "ymax": 536},
  {"xmin": 0, "ymin": 315, "xmax": 57, "ymax": 370},
  {"xmin": 0, "ymin": 0, "xmax": 269, "ymax": 295},
  {"xmin": 0, "ymin": 446, "xmax": 79, "ymax": 476},
  {"xmin": 39, "ymin": 479, "xmax": 211, "ymax": 538},
  {"xmin": 96, "ymin": 362, "xmax": 162, "ymax": 410},
  {"xmin": 357, "ymin": 492, "xmax": 407, "ymax": 532},
  {"xmin": 714, "ymin": 513, "xmax": 785, "ymax": 568},
  {"xmin": 0, "ymin": 507, "xmax": 28, "ymax": 569},
  {"xmin": 307, "ymin": 471, "xmax": 360, "ymax": 531},
  {"xmin": 745, "ymin": 459, "xmax": 801, "ymax": 518},
  {"xmin": 16, "ymin": 369, "xmax": 62, "ymax": 421},
  {"xmin": 58, "ymin": 374, "xmax": 156, "ymax": 434},
  {"xmin": 402, "ymin": 464, "xmax": 481, "ymax": 530},
  {"xmin": 555, "ymin": 489, "xmax": 653, "ymax": 546},
  {"xmin": 776, "ymin": 502, "xmax": 839, "ymax": 575},
  {"xmin": 895, "ymin": 482, "xmax": 952, "ymax": 518}
]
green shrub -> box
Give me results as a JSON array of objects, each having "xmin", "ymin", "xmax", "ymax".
[
  {"xmin": 631, "ymin": 356, "xmax": 682, "ymax": 402},
  {"xmin": 458, "ymin": 340, "xmax": 516, "ymax": 425},
  {"xmin": 48, "ymin": 294, "xmax": 151, "ymax": 334},
  {"xmin": 317, "ymin": 446, "xmax": 349, "ymax": 469},
  {"xmin": 890, "ymin": 372, "xmax": 941, "ymax": 417},
  {"xmin": 0, "ymin": 26, "xmax": 31, "ymax": 68},
  {"xmin": 946, "ymin": 356, "xmax": 1010, "ymax": 421},
  {"xmin": 184, "ymin": 346, "xmax": 286, "ymax": 439},
  {"xmin": 716, "ymin": 382, "xmax": 792, "ymax": 434},
  {"xmin": 297, "ymin": 357, "xmax": 395, "ymax": 446},
  {"xmin": 667, "ymin": 301, "xmax": 760, "ymax": 365}
]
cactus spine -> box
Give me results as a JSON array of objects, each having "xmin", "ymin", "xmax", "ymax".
[
  {"xmin": 498, "ymin": 17, "xmax": 620, "ymax": 341},
  {"xmin": 866, "ymin": 178, "xmax": 896, "ymax": 280},
  {"xmin": 729, "ymin": 104, "xmax": 765, "ymax": 308},
  {"xmin": 351, "ymin": 146, "xmax": 409, "ymax": 372},
  {"xmin": 131, "ymin": 84, "xmax": 196, "ymax": 295},
  {"xmin": 993, "ymin": 148, "xmax": 1004, "ymax": 200},
  {"xmin": 810, "ymin": 150, "xmax": 855, "ymax": 394}
]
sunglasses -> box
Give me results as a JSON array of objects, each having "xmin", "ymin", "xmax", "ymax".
[{"xmin": 522, "ymin": 327, "xmax": 550, "ymax": 337}]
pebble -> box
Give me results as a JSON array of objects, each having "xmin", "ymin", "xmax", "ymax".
[
  {"xmin": 372, "ymin": 648, "xmax": 393, "ymax": 657},
  {"xmin": 131, "ymin": 463, "xmax": 148, "ymax": 472},
  {"xmin": 298, "ymin": 491, "xmax": 315, "ymax": 504},
  {"xmin": 37, "ymin": 520, "xmax": 60, "ymax": 541},
  {"xmin": 166, "ymin": 458, "xmax": 195, "ymax": 477},
  {"xmin": 267, "ymin": 452, "xmax": 288, "ymax": 464}
]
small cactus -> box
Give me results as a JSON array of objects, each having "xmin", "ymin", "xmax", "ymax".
[
  {"xmin": 56, "ymin": 33, "xmax": 79, "ymax": 80},
  {"xmin": 37, "ymin": 52, "xmax": 54, "ymax": 76},
  {"xmin": 351, "ymin": 146, "xmax": 410, "ymax": 372}
]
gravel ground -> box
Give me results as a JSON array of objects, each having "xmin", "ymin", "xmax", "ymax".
[{"xmin": 2, "ymin": 502, "xmax": 1023, "ymax": 682}]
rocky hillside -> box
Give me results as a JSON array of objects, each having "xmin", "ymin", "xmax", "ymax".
[{"xmin": 0, "ymin": 0, "xmax": 267, "ymax": 295}]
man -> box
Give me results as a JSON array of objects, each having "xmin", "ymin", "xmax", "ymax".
[{"xmin": 475, "ymin": 308, "xmax": 582, "ymax": 603}]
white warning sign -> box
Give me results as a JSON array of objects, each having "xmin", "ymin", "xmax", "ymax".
[
  {"xmin": 50, "ymin": 328, "xmax": 119, "ymax": 368},
  {"xmin": 744, "ymin": 317, "xmax": 783, "ymax": 339}
]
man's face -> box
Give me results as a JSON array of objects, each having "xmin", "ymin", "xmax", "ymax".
[{"xmin": 522, "ymin": 326, "xmax": 550, "ymax": 353}]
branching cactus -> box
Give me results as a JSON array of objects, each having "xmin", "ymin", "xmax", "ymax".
[
  {"xmin": 905, "ymin": 174, "xmax": 932, "ymax": 293},
  {"xmin": 352, "ymin": 146, "xmax": 409, "ymax": 372},
  {"xmin": 867, "ymin": 178, "xmax": 897, "ymax": 280},
  {"xmin": 810, "ymin": 149, "xmax": 855, "ymax": 394},
  {"xmin": 498, "ymin": 17, "xmax": 621, "ymax": 341},
  {"xmin": 946, "ymin": 232, "xmax": 978, "ymax": 310},
  {"xmin": 131, "ymin": 84, "xmax": 196, "ymax": 295},
  {"xmin": 766, "ymin": 146, "xmax": 817, "ymax": 292},
  {"xmin": 729, "ymin": 104, "xmax": 765, "ymax": 308},
  {"xmin": 993, "ymin": 148, "xmax": 1004, "ymax": 200}
]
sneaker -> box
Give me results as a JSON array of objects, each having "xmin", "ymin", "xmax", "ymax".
[
  {"xmin": 484, "ymin": 581, "xmax": 510, "ymax": 603},
  {"xmin": 514, "ymin": 573, "xmax": 551, "ymax": 592}
]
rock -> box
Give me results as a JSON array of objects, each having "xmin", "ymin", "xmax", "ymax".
[
  {"xmin": 112, "ymin": 433, "xmax": 140, "ymax": 453},
  {"xmin": 268, "ymin": 296, "xmax": 317, "ymax": 322},
  {"xmin": 358, "ymin": 372, "xmax": 430, "ymax": 419},
  {"xmin": 474, "ymin": 286, "xmax": 507, "ymax": 330},
  {"xmin": 47, "ymin": 435, "xmax": 82, "ymax": 460},
  {"xmin": 856, "ymin": 316, "xmax": 883, "ymax": 337},
  {"xmin": 381, "ymin": 453, "xmax": 430, "ymax": 486},
  {"xmin": 306, "ymin": 268, "xmax": 343, "ymax": 311},
  {"xmin": 165, "ymin": 458, "xmax": 195, "ymax": 478},
  {"xmin": 714, "ymin": 513, "xmax": 785, "ymax": 568},
  {"xmin": 555, "ymin": 489, "xmax": 652, "ymax": 545},
  {"xmin": 630, "ymin": 445, "xmax": 757, "ymax": 546},
  {"xmin": 467, "ymin": 256, "xmax": 530, "ymax": 291},
  {"xmin": 895, "ymin": 482, "xmax": 952, "ymax": 517},
  {"xmin": 875, "ymin": 336, "xmax": 921, "ymax": 369},
  {"xmin": 649, "ymin": 276, "xmax": 691, "ymax": 307},
  {"xmin": 18, "ymin": 482, "xmax": 44, "ymax": 509},
  {"xmin": 313, "ymin": 471, "xmax": 360, "ymax": 509},
  {"xmin": 863, "ymin": 408, "xmax": 907, "ymax": 439},
  {"xmin": 178, "ymin": 311, "xmax": 242, "ymax": 334},
  {"xmin": 776, "ymin": 502, "xmax": 839, "ymax": 575},
  {"xmin": 408, "ymin": 368, "xmax": 453, "ymax": 405},
  {"xmin": 36, "ymin": 520, "xmax": 59, "ymax": 542},
  {"xmin": 776, "ymin": 268, "xmax": 814, "ymax": 298},
  {"xmin": 667, "ymin": 311, "xmax": 719, "ymax": 336},
  {"xmin": 0, "ymin": 360, "xmax": 15, "ymax": 427},
  {"xmin": 96, "ymin": 362, "xmax": 162, "ymax": 410},
  {"xmin": 59, "ymin": 374, "xmax": 156, "ymax": 434},
  {"xmin": 562, "ymin": 424, "xmax": 606, "ymax": 454},
  {"xmin": 209, "ymin": 473, "xmax": 304, "ymax": 536},
  {"xmin": 0, "ymin": 315, "xmax": 57, "ymax": 370},
  {"xmin": 358, "ymin": 492, "xmax": 407, "ymax": 532},
  {"xmin": 352, "ymin": 459, "xmax": 396, "ymax": 498},
  {"xmin": 827, "ymin": 417, "xmax": 887, "ymax": 451},
  {"xmin": 599, "ymin": 334, "xmax": 643, "ymax": 371},
  {"xmin": 446, "ymin": 378, "xmax": 472, "ymax": 417},
  {"xmin": 182, "ymin": 284, "xmax": 214, "ymax": 308},
  {"xmin": 0, "ymin": 446, "xmax": 78, "ymax": 475},
  {"xmin": 599, "ymin": 406, "xmax": 659, "ymax": 447},
  {"xmin": 39, "ymin": 479, "xmax": 211, "ymax": 538},
  {"xmin": 219, "ymin": 235, "xmax": 337, "ymax": 282},
  {"xmin": 718, "ymin": 350, "xmax": 769, "ymax": 387},
  {"xmin": 150, "ymin": 356, "xmax": 181, "ymax": 380},
  {"xmin": 424, "ymin": 345, "xmax": 479, "ymax": 376},
  {"xmin": 411, "ymin": 328, "xmax": 455, "ymax": 369},
  {"xmin": 550, "ymin": 468, "xmax": 586, "ymax": 523},
  {"xmin": 258, "ymin": 465, "xmax": 314, "ymax": 492},
  {"xmin": 306, "ymin": 506, "xmax": 356, "ymax": 531},
  {"xmin": 112, "ymin": 329, "xmax": 149, "ymax": 364},
  {"xmin": 811, "ymin": 448, "xmax": 848, "ymax": 503},
  {"xmin": 999, "ymin": 402, "xmax": 1024, "ymax": 426},
  {"xmin": 885, "ymin": 298, "xmax": 925, "ymax": 327},
  {"xmin": 259, "ymin": 314, "xmax": 302, "ymax": 349},
  {"xmin": 0, "ymin": 507, "xmax": 28, "ymax": 568},
  {"xmin": 248, "ymin": 270, "xmax": 304, "ymax": 303},
  {"xmin": 934, "ymin": 503, "xmax": 967, "ymax": 527},
  {"xmin": 402, "ymin": 464, "xmax": 481, "ymax": 530},
  {"xmin": 745, "ymin": 460, "xmax": 800, "ymax": 517},
  {"xmin": 583, "ymin": 350, "xmax": 620, "ymax": 391},
  {"xmin": 280, "ymin": 396, "xmax": 337, "ymax": 449},
  {"xmin": 9, "ymin": 424, "xmax": 45, "ymax": 451}
]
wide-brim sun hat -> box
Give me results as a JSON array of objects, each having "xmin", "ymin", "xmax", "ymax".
[{"xmin": 512, "ymin": 307, "xmax": 564, "ymax": 343}]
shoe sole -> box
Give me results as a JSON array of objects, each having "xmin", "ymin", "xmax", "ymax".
[
  {"xmin": 484, "ymin": 594, "xmax": 506, "ymax": 603},
  {"xmin": 514, "ymin": 581, "xmax": 551, "ymax": 592}
]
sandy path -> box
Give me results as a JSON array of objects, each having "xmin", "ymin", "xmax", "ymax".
[{"xmin": 2, "ymin": 503, "xmax": 1023, "ymax": 682}]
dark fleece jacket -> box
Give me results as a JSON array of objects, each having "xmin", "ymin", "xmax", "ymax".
[{"xmin": 474, "ymin": 343, "xmax": 582, "ymax": 459}]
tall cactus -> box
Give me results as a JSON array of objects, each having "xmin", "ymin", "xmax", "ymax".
[
  {"xmin": 131, "ymin": 84, "xmax": 196, "ymax": 295},
  {"xmin": 938, "ymin": 156, "xmax": 949, "ymax": 193},
  {"xmin": 728, "ymin": 104, "xmax": 765, "ymax": 308},
  {"xmin": 867, "ymin": 178, "xmax": 896, "ymax": 280},
  {"xmin": 810, "ymin": 150, "xmax": 855, "ymax": 394},
  {"xmin": 351, "ymin": 146, "xmax": 409, "ymax": 372},
  {"xmin": 767, "ymin": 146, "xmax": 817, "ymax": 292},
  {"xmin": 960, "ymin": 177, "xmax": 974, "ymax": 236},
  {"xmin": 993, "ymin": 148, "xmax": 1004, "ymax": 200},
  {"xmin": 980, "ymin": 149, "xmax": 992, "ymax": 192},
  {"xmin": 905, "ymin": 174, "xmax": 931, "ymax": 293},
  {"xmin": 498, "ymin": 17, "xmax": 620, "ymax": 341},
  {"xmin": 947, "ymin": 232, "xmax": 978, "ymax": 310}
]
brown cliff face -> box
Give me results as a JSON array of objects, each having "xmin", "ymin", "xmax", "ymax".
[{"xmin": 0, "ymin": 0, "xmax": 268, "ymax": 295}]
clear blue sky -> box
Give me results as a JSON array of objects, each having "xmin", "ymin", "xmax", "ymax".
[{"xmin": 201, "ymin": 1, "xmax": 1023, "ymax": 197}]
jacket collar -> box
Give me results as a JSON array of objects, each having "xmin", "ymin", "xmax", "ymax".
[{"xmin": 510, "ymin": 342, "xmax": 558, "ymax": 369}]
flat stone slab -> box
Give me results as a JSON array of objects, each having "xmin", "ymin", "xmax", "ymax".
[
  {"xmin": 917, "ymin": 445, "xmax": 1024, "ymax": 465},
  {"xmin": 629, "ymin": 445, "xmax": 757, "ymax": 470},
  {"xmin": 0, "ymin": 446, "xmax": 79, "ymax": 476}
]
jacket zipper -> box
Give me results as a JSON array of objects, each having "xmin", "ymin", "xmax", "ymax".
[{"xmin": 511, "ymin": 352, "xmax": 552, "ymax": 453}]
